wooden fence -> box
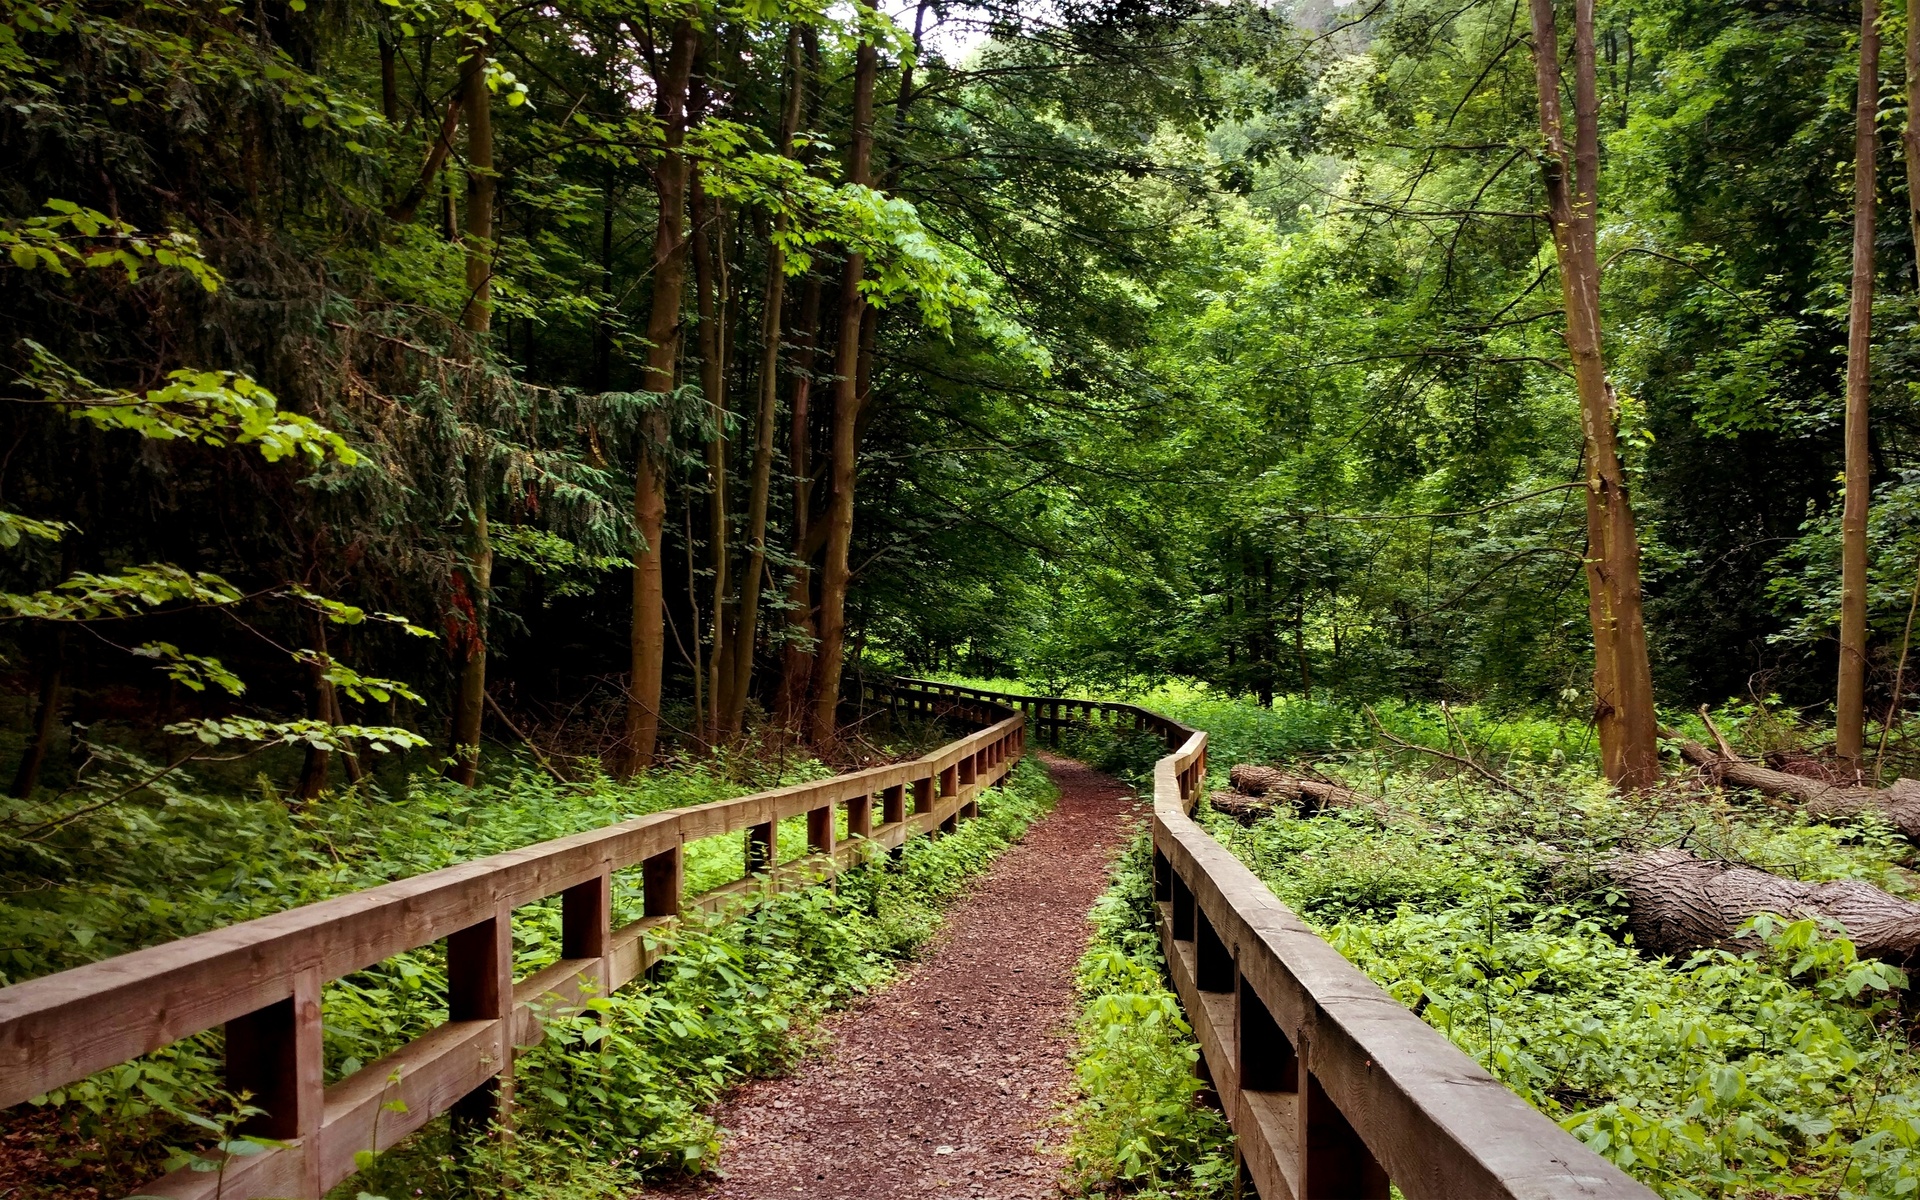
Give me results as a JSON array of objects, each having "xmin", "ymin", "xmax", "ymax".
[
  {"xmin": 895, "ymin": 679, "xmax": 1656, "ymax": 1200},
  {"xmin": 0, "ymin": 677, "xmax": 1023, "ymax": 1200}
]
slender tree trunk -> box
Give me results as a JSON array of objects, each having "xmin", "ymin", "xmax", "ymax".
[
  {"xmin": 298, "ymin": 618, "xmax": 339, "ymax": 801},
  {"xmin": 809, "ymin": 1, "xmax": 880, "ymax": 746},
  {"xmin": 624, "ymin": 18, "xmax": 700, "ymax": 773},
  {"xmin": 378, "ymin": 30, "xmax": 399, "ymax": 125},
  {"xmin": 1839, "ymin": 0, "xmax": 1882, "ymax": 775},
  {"xmin": 447, "ymin": 37, "xmax": 494, "ymax": 786},
  {"xmin": 776, "ymin": 274, "xmax": 825, "ymax": 727},
  {"xmin": 593, "ymin": 166, "xmax": 615, "ymax": 393},
  {"xmin": 10, "ymin": 628, "xmax": 65, "ymax": 798},
  {"xmin": 692, "ymin": 172, "xmax": 731, "ymax": 745},
  {"xmin": 1528, "ymin": 0, "xmax": 1661, "ymax": 788},
  {"xmin": 723, "ymin": 24, "xmax": 807, "ymax": 740}
]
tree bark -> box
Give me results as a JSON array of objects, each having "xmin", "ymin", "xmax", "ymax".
[
  {"xmin": 692, "ymin": 170, "xmax": 730, "ymax": 745},
  {"xmin": 775, "ymin": 273, "xmax": 825, "ymax": 728},
  {"xmin": 624, "ymin": 18, "xmax": 700, "ymax": 773},
  {"xmin": 723, "ymin": 24, "xmax": 807, "ymax": 740},
  {"xmin": 1608, "ymin": 848, "xmax": 1920, "ymax": 966},
  {"xmin": 387, "ymin": 90, "xmax": 464, "ymax": 225},
  {"xmin": 808, "ymin": 2, "xmax": 880, "ymax": 747},
  {"xmin": 10, "ymin": 628, "xmax": 65, "ymax": 798},
  {"xmin": 1664, "ymin": 727, "xmax": 1920, "ymax": 837},
  {"xmin": 1839, "ymin": 0, "xmax": 1881, "ymax": 775},
  {"xmin": 446, "ymin": 36, "xmax": 493, "ymax": 787},
  {"xmin": 1528, "ymin": 0, "xmax": 1661, "ymax": 789},
  {"xmin": 298, "ymin": 618, "xmax": 340, "ymax": 801}
]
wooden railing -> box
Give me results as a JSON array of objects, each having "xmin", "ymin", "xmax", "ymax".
[
  {"xmin": 0, "ymin": 678, "xmax": 1025, "ymax": 1200},
  {"xmin": 908, "ymin": 680, "xmax": 1654, "ymax": 1200}
]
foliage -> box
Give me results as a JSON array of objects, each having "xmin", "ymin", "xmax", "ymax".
[
  {"xmin": 1067, "ymin": 831, "xmax": 1236, "ymax": 1200},
  {"xmin": 7, "ymin": 744, "xmax": 1054, "ymax": 1196},
  {"xmin": 1174, "ymin": 692, "xmax": 1920, "ymax": 1200}
]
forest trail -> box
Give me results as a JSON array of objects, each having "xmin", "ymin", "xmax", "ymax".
[{"xmin": 651, "ymin": 754, "xmax": 1141, "ymax": 1200}]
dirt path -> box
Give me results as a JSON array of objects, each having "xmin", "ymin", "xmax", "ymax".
[{"xmin": 654, "ymin": 753, "xmax": 1142, "ymax": 1200}]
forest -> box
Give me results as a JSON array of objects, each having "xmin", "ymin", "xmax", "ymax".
[{"xmin": 7, "ymin": 0, "xmax": 1920, "ymax": 1195}]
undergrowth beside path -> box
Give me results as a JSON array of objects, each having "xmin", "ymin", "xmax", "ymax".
[
  {"xmin": 1042, "ymin": 689, "xmax": 1920, "ymax": 1200},
  {"xmin": 1068, "ymin": 832, "xmax": 1235, "ymax": 1200},
  {"xmin": 1, "ymin": 735, "xmax": 1042, "ymax": 1200}
]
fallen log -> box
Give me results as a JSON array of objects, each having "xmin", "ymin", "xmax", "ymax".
[
  {"xmin": 1607, "ymin": 847, "xmax": 1920, "ymax": 966},
  {"xmin": 1227, "ymin": 764, "xmax": 1372, "ymax": 809},
  {"xmin": 1207, "ymin": 789, "xmax": 1276, "ymax": 824},
  {"xmin": 1659, "ymin": 726, "xmax": 1920, "ymax": 838}
]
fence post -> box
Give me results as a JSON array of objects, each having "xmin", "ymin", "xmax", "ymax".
[
  {"xmin": 561, "ymin": 870, "xmax": 612, "ymax": 966},
  {"xmin": 642, "ymin": 844, "xmax": 682, "ymax": 919},
  {"xmin": 746, "ymin": 821, "xmax": 776, "ymax": 874},
  {"xmin": 447, "ymin": 904, "xmax": 514, "ymax": 1135},
  {"xmin": 847, "ymin": 793, "xmax": 873, "ymax": 842},
  {"xmin": 808, "ymin": 803, "xmax": 836, "ymax": 856},
  {"xmin": 224, "ymin": 969, "xmax": 324, "ymax": 1194},
  {"xmin": 1302, "ymin": 1062, "xmax": 1391, "ymax": 1199},
  {"xmin": 883, "ymin": 783, "xmax": 906, "ymax": 825}
]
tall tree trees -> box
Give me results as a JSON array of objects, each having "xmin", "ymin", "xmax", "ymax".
[
  {"xmin": 626, "ymin": 16, "xmax": 701, "ymax": 772},
  {"xmin": 1837, "ymin": 0, "xmax": 1880, "ymax": 775},
  {"xmin": 1527, "ymin": 0, "xmax": 1660, "ymax": 788},
  {"xmin": 448, "ymin": 33, "xmax": 496, "ymax": 786},
  {"xmin": 810, "ymin": 0, "xmax": 881, "ymax": 746}
]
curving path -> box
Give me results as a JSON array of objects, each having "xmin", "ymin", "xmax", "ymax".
[{"xmin": 650, "ymin": 753, "xmax": 1142, "ymax": 1200}]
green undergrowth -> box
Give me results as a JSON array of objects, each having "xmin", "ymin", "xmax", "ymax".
[
  {"xmin": 1067, "ymin": 831, "xmax": 1236, "ymax": 1200},
  {"xmin": 1020, "ymin": 685, "xmax": 1920, "ymax": 1198},
  {"xmin": 1157, "ymin": 697, "xmax": 1920, "ymax": 1200},
  {"xmin": 935, "ymin": 674, "xmax": 1601, "ymax": 776},
  {"xmin": 8, "ymin": 739, "xmax": 1050, "ymax": 1199},
  {"xmin": 334, "ymin": 755, "xmax": 1058, "ymax": 1200}
]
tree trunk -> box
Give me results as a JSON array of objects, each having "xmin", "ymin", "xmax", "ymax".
[
  {"xmin": 1608, "ymin": 848, "xmax": 1920, "ymax": 966},
  {"xmin": 1839, "ymin": 0, "xmax": 1881, "ymax": 775},
  {"xmin": 776, "ymin": 274, "xmax": 825, "ymax": 728},
  {"xmin": 10, "ymin": 628, "xmax": 65, "ymax": 798},
  {"xmin": 624, "ymin": 18, "xmax": 700, "ymax": 773},
  {"xmin": 808, "ymin": 3, "xmax": 880, "ymax": 747},
  {"xmin": 723, "ymin": 24, "xmax": 807, "ymax": 740},
  {"xmin": 692, "ymin": 170, "xmax": 730, "ymax": 745},
  {"xmin": 298, "ymin": 619, "xmax": 339, "ymax": 801},
  {"xmin": 1223, "ymin": 765, "xmax": 1374, "ymax": 812},
  {"xmin": 1664, "ymin": 727, "xmax": 1920, "ymax": 837},
  {"xmin": 378, "ymin": 28, "xmax": 399, "ymax": 126},
  {"xmin": 446, "ymin": 37, "xmax": 493, "ymax": 787},
  {"xmin": 1528, "ymin": 0, "xmax": 1660, "ymax": 789}
]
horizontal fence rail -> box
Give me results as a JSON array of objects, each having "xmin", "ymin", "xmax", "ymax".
[
  {"xmin": 912, "ymin": 680, "xmax": 1654, "ymax": 1200},
  {"xmin": 0, "ymin": 679, "xmax": 1025, "ymax": 1200}
]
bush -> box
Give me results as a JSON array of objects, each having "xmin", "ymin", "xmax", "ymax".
[{"xmin": 1066, "ymin": 832, "xmax": 1236, "ymax": 1200}]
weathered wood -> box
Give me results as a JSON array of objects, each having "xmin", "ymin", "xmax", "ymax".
[
  {"xmin": 1128, "ymin": 710, "xmax": 1655, "ymax": 1200},
  {"xmin": 642, "ymin": 845, "xmax": 682, "ymax": 918},
  {"xmin": 1607, "ymin": 847, "xmax": 1920, "ymax": 964},
  {"xmin": 1663, "ymin": 728, "xmax": 1920, "ymax": 837}
]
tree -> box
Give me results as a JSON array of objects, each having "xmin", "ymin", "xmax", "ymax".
[
  {"xmin": 810, "ymin": 0, "xmax": 881, "ymax": 746},
  {"xmin": 625, "ymin": 15, "xmax": 701, "ymax": 773},
  {"xmin": 1527, "ymin": 0, "xmax": 1660, "ymax": 788},
  {"xmin": 1837, "ymin": 0, "xmax": 1881, "ymax": 775}
]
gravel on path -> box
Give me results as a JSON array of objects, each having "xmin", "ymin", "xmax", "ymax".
[{"xmin": 647, "ymin": 752, "xmax": 1143, "ymax": 1200}]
